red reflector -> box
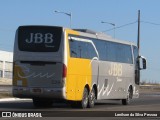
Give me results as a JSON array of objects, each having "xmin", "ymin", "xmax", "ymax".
[{"xmin": 63, "ymin": 64, "xmax": 67, "ymax": 78}]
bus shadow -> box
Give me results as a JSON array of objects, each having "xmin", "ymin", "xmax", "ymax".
[
  {"xmin": 0, "ymin": 101, "xmax": 34, "ymax": 109},
  {"xmin": 0, "ymin": 100, "xmax": 123, "ymax": 110}
]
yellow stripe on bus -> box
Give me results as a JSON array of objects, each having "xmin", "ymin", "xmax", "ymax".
[{"xmin": 65, "ymin": 29, "xmax": 92, "ymax": 101}]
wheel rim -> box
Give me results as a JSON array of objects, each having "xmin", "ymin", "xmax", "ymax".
[
  {"xmin": 90, "ymin": 90, "xmax": 95, "ymax": 104},
  {"xmin": 127, "ymin": 89, "xmax": 131, "ymax": 103},
  {"xmin": 83, "ymin": 89, "xmax": 88, "ymax": 107}
]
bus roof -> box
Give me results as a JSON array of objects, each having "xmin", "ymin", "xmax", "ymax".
[{"xmin": 67, "ymin": 28, "xmax": 137, "ymax": 47}]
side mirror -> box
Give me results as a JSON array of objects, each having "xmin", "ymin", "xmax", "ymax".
[
  {"xmin": 142, "ymin": 57, "xmax": 146, "ymax": 69},
  {"xmin": 139, "ymin": 56, "xmax": 147, "ymax": 70}
]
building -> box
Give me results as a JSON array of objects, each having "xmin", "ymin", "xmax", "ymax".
[{"xmin": 0, "ymin": 50, "xmax": 13, "ymax": 79}]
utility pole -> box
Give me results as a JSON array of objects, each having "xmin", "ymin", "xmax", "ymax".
[
  {"xmin": 137, "ymin": 10, "xmax": 140, "ymax": 55},
  {"xmin": 137, "ymin": 10, "xmax": 141, "ymax": 85}
]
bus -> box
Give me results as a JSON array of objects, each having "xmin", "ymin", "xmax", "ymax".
[{"xmin": 13, "ymin": 26, "xmax": 146, "ymax": 108}]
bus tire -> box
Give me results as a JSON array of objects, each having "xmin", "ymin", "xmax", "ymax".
[
  {"xmin": 122, "ymin": 87, "xmax": 132, "ymax": 105},
  {"xmin": 88, "ymin": 88, "xmax": 96, "ymax": 108},
  {"xmin": 33, "ymin": 98, "xmax": 53, "ymax": 107},
  {"xmin": 70, "ymin": 88, "xmax": 89, "ymax": 109},
  {"xmin": 79, "ymin": 87, "xmax": 89, "ymax": 109}
]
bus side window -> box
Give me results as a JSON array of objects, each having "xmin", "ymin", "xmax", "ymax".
[
  {"xmin": 133, "ymin": 46, "xmax": 140, "ymax": 85},
  {"xmin": 79, "ymin": 41, "xmax": 88, "ymax": 59},
  {"xmin": 69, "ymin": 39, "xmax": 78, "ymax": 58},
  {"xmin": 133, "ymin": 46, "xmax": 139, "ymax": 66},
  {"xmin": 88, "ymin": 42, "xmax": 98, "ymax": 59}
]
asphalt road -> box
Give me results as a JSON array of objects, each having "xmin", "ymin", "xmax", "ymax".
[
  {"xmin": 0, "ymin": 92, "xmax": 160, "ymax": 110},
  {"xmin": 0, "ymin": 84, "xmax": 160, "ymax": 119}
]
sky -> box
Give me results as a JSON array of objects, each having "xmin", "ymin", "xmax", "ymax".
[{"xmin": 0, "ymin": 0, "xmax": 160, "ymax": 83}]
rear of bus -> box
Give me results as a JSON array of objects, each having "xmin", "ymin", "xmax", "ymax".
[{"xmin": 13, "ymin": 26, "xmax": 66, "ymax": 106}]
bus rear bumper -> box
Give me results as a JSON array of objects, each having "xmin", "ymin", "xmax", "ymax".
[{"xmin": 12, "ymin": 86, "xmax": 66, "ymax": 99}]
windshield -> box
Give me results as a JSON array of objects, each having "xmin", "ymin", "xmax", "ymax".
[{"xmin": 18, "ymin": 26, "xmax": 62, "ymax": 52}]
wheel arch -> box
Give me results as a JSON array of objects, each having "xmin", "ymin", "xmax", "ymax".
[
  {"xmin": 128, "ymin": 85, "xmax": 133, "ymax": 99},
  {"xmin": 91, "ymin": 84, "xmax": 98, "ymax": 99},
  {"xmin": 84, "ymin": 84, "xmax": 90, "ymax": 94}
]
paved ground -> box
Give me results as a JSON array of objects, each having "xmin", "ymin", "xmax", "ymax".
[{"xmin": 0, "ymin": 82, "xmax": 159, "ymax": 119}]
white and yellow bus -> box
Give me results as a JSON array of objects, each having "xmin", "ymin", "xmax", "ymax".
[{"xmin": 13, "ymin": 26, "xmax": 146, "ymax": 108}]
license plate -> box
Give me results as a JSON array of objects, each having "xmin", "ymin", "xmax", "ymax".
[{"xmin": 31, "ymin": 88, "xmax": 43, "ymax": 93}]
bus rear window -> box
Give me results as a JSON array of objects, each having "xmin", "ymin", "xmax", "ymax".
[{"xmin": 18, "ymin": 26, "xmax": 62, "ymax": 52}]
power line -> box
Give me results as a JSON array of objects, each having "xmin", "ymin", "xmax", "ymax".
[
  {"xmin": 141, "ymin": 21, "xmax": 160, "ymax": 26},
  {"xmin": 102, "ymin": 21, "xmax": 137, "ymax": 32},
  {"xmin": 102, "ymin": 20, "xmax": 160, "ymax": 33},
  {"xmin": 0, "ymin": 20, "xmax": 160, "ymax": 33}
]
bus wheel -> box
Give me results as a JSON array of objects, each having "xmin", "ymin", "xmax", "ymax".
[
  {"xmin": 33, "ymin": 98, "xmax": 53, "ymax": 107},
  {"xmin": 88, "ymin": 88, "xmax": 96, "ymax": 108},
  {"xmin": 80, "ymin": 87, "xmax": 89, "ymax": 109},
  {"xmin": 122, "ymin": 88, "xmax": 132, "ymax": 105}
]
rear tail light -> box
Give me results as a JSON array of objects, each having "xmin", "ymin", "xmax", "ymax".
[{"xmin": 62, "ymin": 64, "xmax": 67, "ymax": 78}]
